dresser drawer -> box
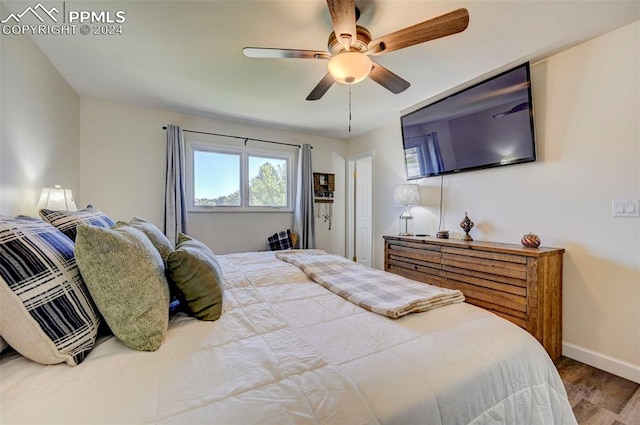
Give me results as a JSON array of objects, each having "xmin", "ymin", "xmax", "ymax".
[
  {"xmin": 441, "ymin": 250, "xmax": 528, "ymax": 281},
  {"xmin": 388, "ymin": 256, "xmax": 441, "ymax": 275},
  {"xmin": 470, "ymin": 300, "xmax": 528, "ymax": 328},
  {"xmin": 441, "ymin": 263, "xmax": 527, "ymax": 288},
  {"xmin": 387, "ymin": 241, "xmax": 441, "ymax": 264},
  {"xmin": 439, "ymin": 277, "xmax": 527, "ymax": 313},
  {"xmin": 387, "ymin": 264, "xmax": 442, "ymax": 286},
  {"xmin": 441, "ymin": 267, "xmax": 527, "ymax": 296}
]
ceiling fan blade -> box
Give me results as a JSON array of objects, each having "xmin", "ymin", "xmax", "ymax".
[
  {"xmin": 327, "ymin": 0, "xmax": 357, "ymax": 50},
  {"xmin": 367, "ymin": 8, "xmax": 469, "ymax": 55},
  {"xmin": 243, "ymin": 47, "xmax": 331, "ymax": 60},
  {"xmin": 306, "ymin": 73, "xmax": 335, "ymax": 101},
  {"xmin": 369, "ymin": 62, "xmax": 410, "ymax": 94}
]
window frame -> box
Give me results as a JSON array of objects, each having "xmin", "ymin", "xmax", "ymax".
[{"xmin": 186, "ymin": 140, "xmax": 295, "ymax": 213}]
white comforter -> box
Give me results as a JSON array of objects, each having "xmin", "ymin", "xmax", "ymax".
[{"xmin": 0, "ymin": 251, "xmax": 577, "ymax": 424}]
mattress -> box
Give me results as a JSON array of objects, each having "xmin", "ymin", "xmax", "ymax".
[{"xmin": 0, "ymin": 251, "xmax": 577, "ymax": 424}]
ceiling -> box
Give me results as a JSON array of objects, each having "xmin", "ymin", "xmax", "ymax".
[{"xmin": 5, "ymin": 0, "xmax": 640, "ymax": 139}]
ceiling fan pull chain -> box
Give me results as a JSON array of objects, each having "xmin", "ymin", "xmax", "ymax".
[{"xmin": 348, "ymin": 84, "xmax": 352, "ymax": 132}]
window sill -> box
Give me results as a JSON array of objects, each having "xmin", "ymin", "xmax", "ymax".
[{"xmin": 188, "ymin": 208, "xmax": 294, "ymax": 214}]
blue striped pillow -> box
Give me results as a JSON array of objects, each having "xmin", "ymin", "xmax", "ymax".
[
  {"xmin": 0, "ymin": 217, "xmax": 100, "ymax": 365},
  {"xmin": 39, "ymin": 207, "xmax": 114, "ymax": 241}
]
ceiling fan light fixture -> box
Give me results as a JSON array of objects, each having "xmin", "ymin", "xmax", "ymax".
[{"xmin": 327, "ymin": 52, "xmax": 372, "ymax": 85}]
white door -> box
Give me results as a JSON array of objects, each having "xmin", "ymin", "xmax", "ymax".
[
  {"xmin": 355, "ymin": 157, "xmax": 373, "ymax": 267},
  {"xmin": 347, "ymin": 155, "xmax": 373, "ymax": 267}
]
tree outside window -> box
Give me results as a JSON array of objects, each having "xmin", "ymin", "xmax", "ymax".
[{"xmin": 249, "ymin": 157, "xmax": 287, "ymax": 207}]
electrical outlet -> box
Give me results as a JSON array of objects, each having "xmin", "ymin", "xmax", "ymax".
[{"xmin": 612, "ymin": 199, "xmax": 640, "ymax": 217}]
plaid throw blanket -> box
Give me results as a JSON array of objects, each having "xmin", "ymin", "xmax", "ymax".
[{"xmin": 276, "ymin": 250, "xmax": 465, "ymax": 319}]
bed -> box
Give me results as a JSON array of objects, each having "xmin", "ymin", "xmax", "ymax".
[{"xmin": 1, "ymin": 248, "xmax": 577, "ymax": 424}]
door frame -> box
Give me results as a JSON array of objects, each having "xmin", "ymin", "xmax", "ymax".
[{"xmin": 346, "ymin": 151, "xmax": 374, "ymax": 264}]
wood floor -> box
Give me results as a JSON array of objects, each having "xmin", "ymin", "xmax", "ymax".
[{"xmin": 555, "ymin": 356, "xmax": 640, "ymax": 425}]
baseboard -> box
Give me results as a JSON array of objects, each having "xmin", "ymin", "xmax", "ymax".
[{"xmin": 563, "ymin": 342, "xmax": 640, "ymax": 384}]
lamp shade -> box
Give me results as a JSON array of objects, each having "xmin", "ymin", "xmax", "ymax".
[
  {"xmin": 327, "ymin": 52, "xmax": 372, "ymax": 85},
  {"xmin": 393, "ymin": 184, "xmax": 421, "ymax": 206},
  {"xmin": 36, "ymin": 185, "xmax": 78, "ymax": 212}
]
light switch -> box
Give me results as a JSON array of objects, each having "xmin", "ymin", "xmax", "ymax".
[{"xmin": 613, "ymin": 199, "xmax": 640, "ymax": 217}]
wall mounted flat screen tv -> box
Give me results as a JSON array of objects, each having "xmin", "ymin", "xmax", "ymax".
[{"xmin": 400, "ymin": 63, "xmax": 536, "ymax": 179}]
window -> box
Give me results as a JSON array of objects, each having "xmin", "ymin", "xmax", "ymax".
[
  {"xmin": 194, "ymin": 150, "xmax": 241, "ymax": 206},
  {"xmin": 188, "ymin": 141, "xmax": 294, "ymax": 212},
  {"xmin": 248, "ymin": 155, "xmax": 288, "ymax": 207}
]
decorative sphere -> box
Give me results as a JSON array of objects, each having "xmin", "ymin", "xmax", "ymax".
[{"xmin": 521, "ymin": 233, "xmax": 541, "ymax": 248}]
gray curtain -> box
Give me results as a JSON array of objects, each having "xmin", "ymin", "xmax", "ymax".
[
  {"xmin": 163, "ymin": 124, "xmax": 188, "ymax": 245},
  {"xmin": 293, "ymin": 143, "xmax": 315, "ymax": 249}
]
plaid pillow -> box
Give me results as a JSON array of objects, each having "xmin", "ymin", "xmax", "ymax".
[
  {"xmin": 0, "ymin": 217, "xmax": 100, "ymax": 365},
  {"xmin": 39, "ymin": 207, "xmax": 114, "ymax": 241},
  {"xmin": 267, "ymin": 229, "xmax": 292, "ymax": 251}
]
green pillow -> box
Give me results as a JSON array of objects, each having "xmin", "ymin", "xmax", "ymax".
[
  {"xmin": 75, "ymin": 224, "xmax": 170, "ymax": 351},
  {"xmin": 166, "ymin": 234, "xmax": 224, "ymax": 321},
  {"xmin": 127, "ymin": 217, "xmax": 173, "ymax": 261},
  {"xmin": 121, "ymin": 217, "xmax": 181, "ymax": 307}
]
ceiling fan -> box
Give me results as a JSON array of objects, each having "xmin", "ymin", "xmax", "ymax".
[{"xmin": 243, "ymin": 0, "xmax": 469, "ymax": 101}]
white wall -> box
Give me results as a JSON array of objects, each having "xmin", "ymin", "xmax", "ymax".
[
  {"xmin": 79, "ymin": 98, "xmax": 347, "ymax": 255},
  {"xmin": 0, "ymin": 4, "xmax": 80, "ymax": 216},
  {"xmin": 347, "ymin": 21, "xmax": 640, "ymax": 382}
]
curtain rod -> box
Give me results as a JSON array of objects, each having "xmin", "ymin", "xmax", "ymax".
[{"xmin": 162, "ymin": 127, "xmax": 311, "ymax": 149}]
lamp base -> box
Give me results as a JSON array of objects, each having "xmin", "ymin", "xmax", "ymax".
[{"xmin": 399, "ymin": 216, "xmax": 413, "ymax": 237}]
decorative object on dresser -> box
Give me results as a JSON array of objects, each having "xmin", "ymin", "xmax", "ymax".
[
  {"xmin": 384, "ymin": 235, "xmax": 564, "ymax": 360},
  {"xmin": 436, "ymin": 230, "xmax": 450, "ymax": 239},
  {"xmin": 393, "ymin": 184, "xmax": 422, "ymax": 236},
  {"xmin": 521, "ymin": 232, "xmax": 541, "ymax": 248},
  {"xmin": 459, "ymin": 211, "xmax": 474, "ymax": 241}
]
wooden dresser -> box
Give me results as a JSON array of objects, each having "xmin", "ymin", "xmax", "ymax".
[{"xmin": 384, "ymin": 235, "xmax": 564, "ymax": 360}]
